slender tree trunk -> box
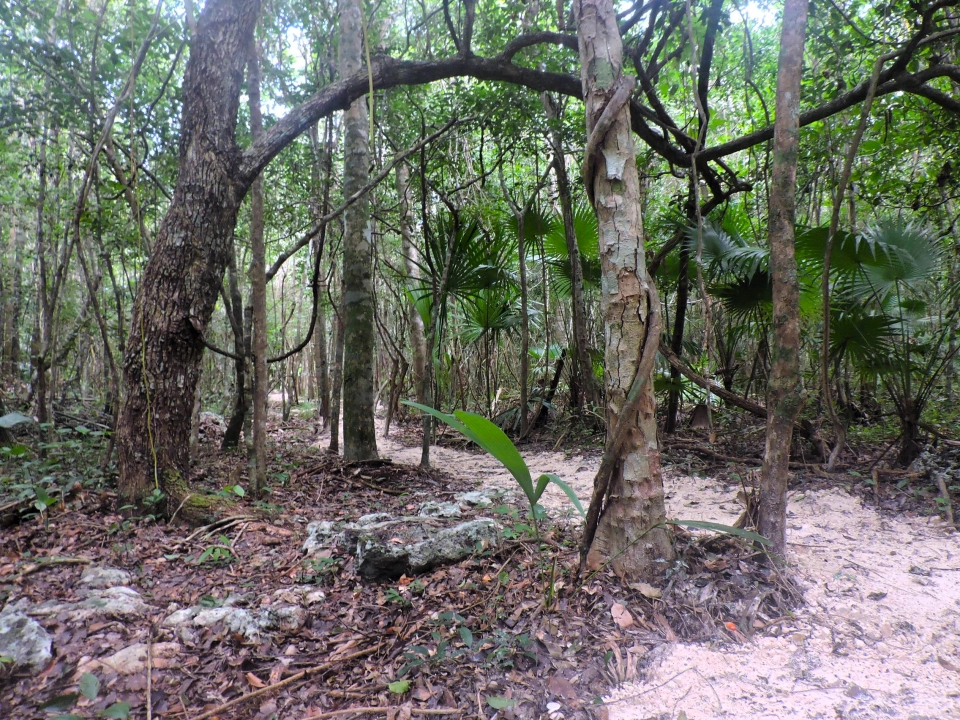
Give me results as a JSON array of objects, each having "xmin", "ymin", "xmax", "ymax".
[
  {"xmin": 3, "ymin": 217, "xmax": 24, "ymax": 378},
  {"xmin": 247, "ymin": 40, "xmax": 268, "ymax": 496},
  {"xmin": 517, "ymin": 212, "xmax": 530, "ymax": 435},
  {"xmin": 329, "ymin": 283, "xmax": 346, "ymax": 453},
  {"xmin": 339, "ymin": 0, "xmax": 378, "ymax": 462},
  {"xmin": 577, "ymin": 0, "xmax": 674, "ymax": 579},
  {"xmin": 309, "ymin": 120, "xmax": 334, "ymax": 428},
  {"xmin": 759, "ymin": 0, "xmax": 809, "ymax": 556},
  {"xmin": 116, "ymin": 0, "xmax": 260, "ymax": 516},
  {"xmin": 221, "ymin": 250, "xmax": 248, "ymax": 450},
  {"xmin": 397, "ymin": 162, "xmax": 428, "ymax": 406},
  {"xmin": 541, "ymin": 100, "xmax": 597, "ymax": 411},
  {"xmin": 665, "ymin": 204, "xmax": 691, "ymax": 434}
]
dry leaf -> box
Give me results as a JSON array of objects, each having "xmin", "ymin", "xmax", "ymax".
[
  {"xmin": 245, "ymin": 672, "xmax": 266, "ymax": 688},
  {"xmin": 397, "ymin": 702, "xmax": 412, "ymax": 720},
  {"xmin": 611, "ymin": 603, "xmax": 634, "ymax": 629},
  {"xmin": 628, "ymin": 581, "xmax": 662, "ymax": 599},
  {"xmin": 547, "ymin": 674, "xmax": 577, "ymax": 699},
  {"xmin": 938, "ymin": 655, "xmax": 960, "ymax": 673}
]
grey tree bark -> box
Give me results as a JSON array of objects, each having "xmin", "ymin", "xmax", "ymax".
[
  {"xmin": 397, "ymin": 162, "xmax": 428, "ymax": 408},
  {"xmin": 339, "ymin": 0, "xmax": 378, "ymax": 462},
  {"xmin": 759, "ymin": 0, "xmax": 809, "ymax": 556},
  {"xmin": 248, "ymin": 40, "xmax": 269, "ymax": 496},
  {"xmin": 576, "ymin": 0, "xmax": 674, "ymax": 578}
]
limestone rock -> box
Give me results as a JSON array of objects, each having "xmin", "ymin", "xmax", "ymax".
[
  {"xmin": 29, "ymin": 586, "xmax": 149, "ymax": 621},
  {"xmin": 350, "ymin": 517, "xmax": 502, "ymax": 580},
  {"xmin": 79, "ymin": 565, "xmax": 132, "ymax": 589},
  {"xmin": 78, "ymin": 642, "xmax": 181, "ymax": 675},
  {"xmin": 0, "ymin": 603, "xmax": 52, "ymax": 672},
  {"xmin": 303, "ymin": 520, "xmax": 338, "ymax": 555},
  {"xmin": 163, "ymin": 602, "xmax": 306, "ymax": 642},
  {"xmin": 418, "ymin": 501, "xmax": 462, "ymax": 518}
]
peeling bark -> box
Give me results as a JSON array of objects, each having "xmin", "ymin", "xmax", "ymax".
[{"xmin": 577, "ymin": 0, "xmax": 673, "ymax": 579}]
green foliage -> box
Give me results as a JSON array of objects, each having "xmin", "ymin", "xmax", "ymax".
[{"xmin": 403, "ymin": 401, "xmax": 584, "ymax": 533}]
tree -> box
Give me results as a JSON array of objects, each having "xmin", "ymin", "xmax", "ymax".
[
  {"xmin": 339, "ymin": 0, "xmax": 379, "ymax": 462},
  {"xmin": 115, "ymin": 0, "xmax": 261, "ymax": 516},
  {"xmin": 576, "ymin": 0, "xmax": 674, "ymax": 579},
  {"xmin": 758, "ymin": 0, "xmax": 810, "ymax": 556}
]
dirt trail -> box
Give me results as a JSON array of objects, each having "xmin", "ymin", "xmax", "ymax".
[{"xmin": 352, "ymin": 419, "xmax": 960, "ymax": 719}]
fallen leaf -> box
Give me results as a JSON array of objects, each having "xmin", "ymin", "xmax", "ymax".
[
  {"xmin": 628, "ymin": 582, "xmax": 662, "ymax": 599},
  {"xmin": 938, "ymin": 655, "xmax": 960, "ymax": 674},
  {"xmin": 611, "ymin": 603, "xmax": 634, "ymax": 629},
  {"xmin": 547, "ymin": 674, "xmax": 577, "ymax": 699},
  {"xmin": 245, "ymin": 672, "xmax": 266, "ymax": 688}
]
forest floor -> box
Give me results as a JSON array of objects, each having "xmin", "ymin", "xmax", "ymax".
[{"xmin": 1, "ymin": 403, "xmax": 959, "ymax": 720}]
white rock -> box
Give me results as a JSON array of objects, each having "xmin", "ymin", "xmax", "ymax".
[
  {"xmin": 79, "ymin": 566, "xmax": 132, "ymax": 589},
  {"xmin": 0, "ymin": 604, "xmax": 52, "ymax": 672}
]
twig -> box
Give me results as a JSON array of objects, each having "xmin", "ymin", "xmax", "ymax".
[
  {"xmin": 303, "ymin": 708, "xmax": 464, "ymax": 719},
  {"xmin": 146, "ymin": 632, "xmax": 154, "ymax": 720},
  {"xmin": 933, "ymin": 473, "xmax": 956, "ymax": 527},
  {"xmin": 183, "ymin": 514, "xmax": 256, "ymax": 543},
  {"xmin": 11, "ymin": 556, "xmax": 92, "ymax": 582},
  {"xmin": 190, "ymin": 643, "xmax": 385, "ymax": 720}
]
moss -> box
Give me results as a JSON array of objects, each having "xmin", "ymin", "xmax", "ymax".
[{"xmin": 162, "ymin": 469, "xmax": 235, "ymax": 525}]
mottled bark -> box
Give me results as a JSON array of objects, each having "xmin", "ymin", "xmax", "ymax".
[
  {"xmin": 248, "ymin": 41, "xmax": 268, "ymax": 496},
  {"xmin": 116, "ymin": 0, "xmax": 260, "ymax": 516},
  {"xmin": 397, "ymin": 162, "xmax": 427, "ymax": 406},
  {"xmin": 759, "ymin": 0, "xmax": 809, "ymax": 556},
  {"xmin": 577, "ymin": 0, "xmax": 673, "ymax": 579},
  {"xmin": 339, "ymin": 0, "xmax": 378, "ymax": 462}
]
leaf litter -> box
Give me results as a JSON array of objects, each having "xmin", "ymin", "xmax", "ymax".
[{"xmin": 1, "ymin": 410, "xmax": 957, "ymax": 719}]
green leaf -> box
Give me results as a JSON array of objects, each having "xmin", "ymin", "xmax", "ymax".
[
  {"xmin": 388, "ymin": 680, "xmax": 411, "ymax": 694},
  {"xmin": 100, "ymin": 701, "xmax": 131, "ymax": 719},
  {"xmin": 0, "ymin": 412, "xmax": 32, "ymax": 429},
  {"xmin": 486, "ymin": 696, "xmax": 516, "ymax": 709},
  {"xmin": 459, "ymin": 626, "xmax": 474, "ymax": 647},
  {"xmin": 537, "ymin": 473, "xmax": 585, "ymax": 517},
  {"xmin": 40, "ymin": 693, "xmax": 80, "ymax": 712},
  {"xmin": 403, "ymin": 401, "xmax": 535, "ymax": 506},
  {"xmin": 79, "ymin": 671, "xmax": 100, "ymax": 700},
  {"xmin": 859, "ymin": 140, "xmax": 882, "ymax": 153},
  {"xmin": 667, "ymin": 519, "xmax": 771, "ymax": 545},
  {"xmin": 50, "ymin": 715, "xmax": 84, "ymax": 720}
]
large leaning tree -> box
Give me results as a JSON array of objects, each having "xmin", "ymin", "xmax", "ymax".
[{"xmin": 115, "ymin": 0, "xmax": 960, "ymax": 541}]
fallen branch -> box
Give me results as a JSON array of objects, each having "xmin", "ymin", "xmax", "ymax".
[
  {"xmin": 302, "ymin": 708, "xmax": 465, "ymax": 719},
  {"xmin": 190, "ymin": 644, "xmax": 386, "ymax": 720},
  {"xmin": 10, "ymin": 556, "xmax": 92, "ymax": 583}
]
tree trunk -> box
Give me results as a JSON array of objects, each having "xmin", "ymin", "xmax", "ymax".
[
  {"xmin": 248, "ymin": 40, "xmax": 269, "ymax": 496},
  {"xmin": 221, "ymin": 250, "xmax": 248, "ymax": 450},
  {"xmin": 577, "ymin": 0, "xmax": 674, "ymax": 579},
  {"xmin": 339, "ymin": 0, "xmax": 378, "ymax": 462},
  {"xmin": 3, "ymin": 217, "xmax": 24, "ymax": 379},
  {"xmin": 329, "ymin": 281, "xmax": 346, "ymax": 453},
  {"xmin": 309, "ymin": 120, "xmax": 334, "ymax": 429},
  {"xmin": 116, "ymin": 0, "xmax": 260, "ymax": 517},
  {"xmin": 397, "ymin": 162, "xmax": 428, "ymax": 407},
  {"xmin": 759, "ymin": 0, "xmax": 809, "ymax": 556},
  {"xmin": 541, "ymin": 97, "xmax": 597, "ymax": 412},
  {"xmin": 665, "ymin": 211, "xmax": 690, "ymax": 434}
]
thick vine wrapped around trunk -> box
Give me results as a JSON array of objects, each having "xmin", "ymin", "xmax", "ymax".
[{"xmin": 576, "ymin": 0, "xmax": 674, "ymax": 579}]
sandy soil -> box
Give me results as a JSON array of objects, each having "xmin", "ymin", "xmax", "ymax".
[{"xmin": 371, "ymin": 421, "xmax": 960, "ymax": 720}]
